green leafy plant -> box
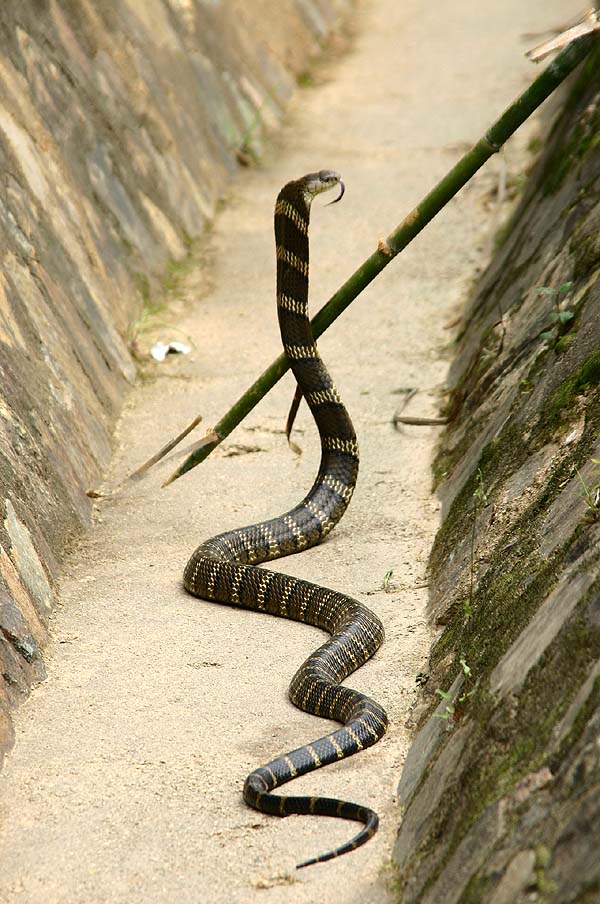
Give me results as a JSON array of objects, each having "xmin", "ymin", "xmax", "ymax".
[
  {"xmin": 434, "ymin": 689, "xmax": 456, "ymax": 721},
  {"xmin": 575, "ymin": 458, "xmax": 600, "ymax": 521},
  {"xmin": 434, "ymin": 658, "xmax": 476, "ymax": 722}
]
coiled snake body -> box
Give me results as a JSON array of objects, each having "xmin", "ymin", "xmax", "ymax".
[{"xmin": 184, "ymin": 171, "xmax": 388, "ymax": 868}]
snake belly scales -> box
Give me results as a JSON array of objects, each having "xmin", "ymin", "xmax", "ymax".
[{"xmin": 184, "ymin": 170, "xmax": 388, "ymax": 869}]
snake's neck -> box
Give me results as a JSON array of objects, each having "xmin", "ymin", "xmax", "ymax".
[
  {"xmin": 274, "ymin": 183, "xmax": 358, "ymax": 483},
  {"xmin": 275, "ymin": 187, "xmax": 311, "ymax": 322}
]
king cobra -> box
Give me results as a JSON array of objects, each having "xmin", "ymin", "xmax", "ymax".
[{"xmin": 184, "ymin": 170, "xmax": 388, "ymax": 868}]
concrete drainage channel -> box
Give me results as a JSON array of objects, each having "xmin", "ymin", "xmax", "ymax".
[{"xmin": 1, "ymin": 1, "xmax": 598, "ymax": 903}]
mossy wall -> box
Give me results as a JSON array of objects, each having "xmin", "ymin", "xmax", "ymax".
[
  {"xmin": 0, "ymin": 0, "xmax": 349, "ymax": 762},
  {"xmin": 393, "ymin": 48, "xmax": 600, "ymax": 904}
]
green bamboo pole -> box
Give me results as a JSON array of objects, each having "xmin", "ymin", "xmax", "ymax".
[{"xmin": 163, "ymin": 31, "xmax": 598, "ymax": 487}]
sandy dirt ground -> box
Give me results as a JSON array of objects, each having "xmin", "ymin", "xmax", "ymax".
[{"xmin": 0, "ymin": 1, "xmax": 581, "ymax": 902}]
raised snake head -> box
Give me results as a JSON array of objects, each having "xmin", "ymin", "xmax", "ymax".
[{"xmin": 302, "ymin": 170, "xmax": 345, "ymax": 205}]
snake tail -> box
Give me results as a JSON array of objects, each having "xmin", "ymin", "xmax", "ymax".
[{"xmin": 184, "ymin": 170, "xmax": 388, "ymax": 868}]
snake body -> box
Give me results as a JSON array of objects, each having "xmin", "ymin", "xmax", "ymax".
[{"xmin": 184, "ymin": 171, "xmax": 387, "ymax": 868}]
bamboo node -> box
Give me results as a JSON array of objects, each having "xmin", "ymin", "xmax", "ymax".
[
  {"xmin": 482, "ymin": 134, "xmax": 502, "ymax": 153},
  {"xmin": 402, "ymin": 206, "xmax": 420, "ymax": 228}
]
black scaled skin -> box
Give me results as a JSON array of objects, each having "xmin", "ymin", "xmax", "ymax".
[{"xmin": 184, "ymin": 170, "xmax": 387, "ymax": 869}]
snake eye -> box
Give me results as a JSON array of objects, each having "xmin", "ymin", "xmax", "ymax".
[
  {"xmin": 302, "ymin": 170, "xmax": 342, "ymax": 201},
  {"xmin": 318, "ymin": 169, "xmax": 339, "ymax": 185}
]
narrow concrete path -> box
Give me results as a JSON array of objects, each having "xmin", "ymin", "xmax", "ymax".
[{"xmin": 0, "ymin": 1, "xmax": 577, "ymax": 902}]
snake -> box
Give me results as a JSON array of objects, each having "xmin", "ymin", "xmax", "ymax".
[{"xmin": 184, "ymin": 170, "xmax": 388, "ymax": 869}]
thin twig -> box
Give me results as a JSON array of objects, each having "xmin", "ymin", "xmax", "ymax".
[
  {"xmin": 394, "ymin": 415, "xmax": 449, "ymax": 427},
  {"xmin": 128, "ymin": 415, "xmax": 203, "ymax": 480},
  {"xmin": 392, "ymin": 388, "xmax": 446, "ymax": 427},
  {"xmin": 285, "ymin": 383, "xmax": 304, "ymax": 456}
]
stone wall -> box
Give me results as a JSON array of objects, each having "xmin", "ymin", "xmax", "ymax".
[
  {"xmin": 0, "ymin": 0, "xmax": 349, "ymax": 761},
  {"xmin": 393, "ymin": 47, "xmax": 600, "ymax": 903}
]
